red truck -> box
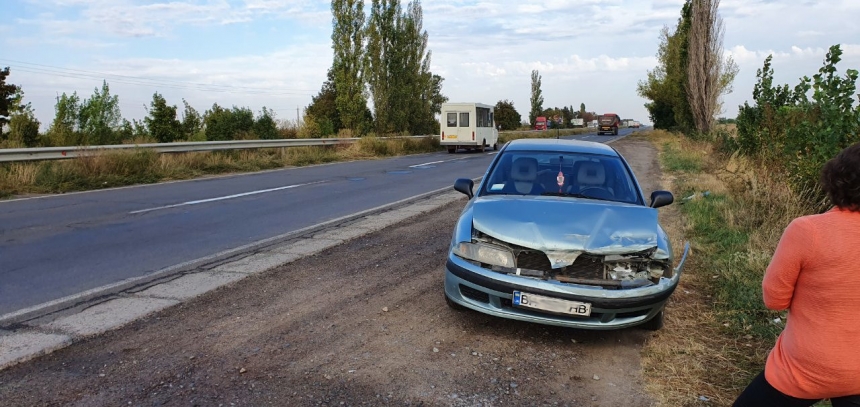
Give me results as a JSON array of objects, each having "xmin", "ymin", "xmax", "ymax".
[
  {"xmin": 597, "ymin": 113, "xmax": 620, "ymax": 135},
  {"xmin": 534, "ymin": 116, "xmax": 547, "ymax": 131}
]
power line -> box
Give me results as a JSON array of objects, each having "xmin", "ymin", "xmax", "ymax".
[{"xmin": 0, "ymin": 59, "xmax": 318, "ymax": 96}]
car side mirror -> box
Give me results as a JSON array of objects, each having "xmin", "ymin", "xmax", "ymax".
[
  {"xmin": 454, "ymin": 178, "xmax": 474, "ymax": 199},
  {"xmin": 649, "ymin": 190, "xmax": 674, "ymax": 208}
]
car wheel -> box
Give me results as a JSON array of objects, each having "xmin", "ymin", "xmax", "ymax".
[
  {"xmin": 445, "ymin": 294, "xmax": 466, "ymax": 311},
  {"xmin": 493, "ymin": 143, "xmax": 498, "ymax": 151},
  {"xmin": 640, "ymin": 310, "xmax": 664, "ymax": 331},
  {"xmin": 614, "ymin": 128, "xmax": 618, "ymax": 136},
  {"xmin": 447, "ymin": 146, "xmax": 456, "ymax": 154}
]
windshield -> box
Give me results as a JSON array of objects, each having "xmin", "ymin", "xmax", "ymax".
[
  {"xmin": 481, "ymin": 150, "xmax": 641, "ymax": 204},
  {"xmin": 599, "ymin": 116, "xmax": 617, "ymax": 124}
]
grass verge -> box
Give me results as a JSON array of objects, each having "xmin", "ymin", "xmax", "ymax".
[
  {"xmin": 639, "ymin": 130, "xmax": 821, "ymax": 407},
  {"xmin": 0, "ymin": 136, "xmax": 440, "ymax": 199}
]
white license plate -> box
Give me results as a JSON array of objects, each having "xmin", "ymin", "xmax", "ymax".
[{"xmin": 513, "ymin": 291, "xmax": 592, "ymax": 317}]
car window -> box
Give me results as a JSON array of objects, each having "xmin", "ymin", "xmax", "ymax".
[{"xmin": 482, "ymin": 150, "xmax": 640, "ymax": 204}]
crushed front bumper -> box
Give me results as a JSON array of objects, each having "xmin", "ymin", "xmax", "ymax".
[{"xmin": 444, "ymin": 243, "xmax": 689, "ymax": 330}]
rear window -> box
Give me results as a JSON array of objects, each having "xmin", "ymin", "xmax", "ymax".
[
  {"xmin": 459, "ymin": 112, "xmax": 469, "ymax": 127},
  {"xmin": 446, "ymin": 113, "xmax": 457, "ymax": 127}
]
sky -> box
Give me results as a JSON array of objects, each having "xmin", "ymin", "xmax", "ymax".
[{"xmin": 1, "ymin": 0, "xmax": 859, "ymax": 129}]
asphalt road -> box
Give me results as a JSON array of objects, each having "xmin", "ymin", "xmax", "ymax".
[{"xmin": 0, "ymin": 129, "xmax": 635, "ymax": 318}]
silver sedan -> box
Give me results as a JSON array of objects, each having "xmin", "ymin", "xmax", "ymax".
[{"xmin": 444, "ymin": 138, "xmax": 689, "ymax": 330}]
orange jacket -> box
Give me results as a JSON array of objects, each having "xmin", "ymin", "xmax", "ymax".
[{"xmin": 763, "ymin": 208, "xmax": 860, "ymax": 399}]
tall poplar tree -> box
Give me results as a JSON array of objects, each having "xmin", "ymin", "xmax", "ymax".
[
  {"xmin": 331, "ymin": 0, "xmax": 368, "ymax": 133},
  {"xmin": 529, "ymin": 70, "xmax": 544, "ymax": 127},
  {"xmin": 365, "ymin": 0, "xmax": 395, "ymax": 134}
]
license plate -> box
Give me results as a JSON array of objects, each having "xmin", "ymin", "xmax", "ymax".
[
  {"xmin": 446, "ymin": 134, "xmax": 457, "ymax": 139},
  {"xmin": 513, "ymin": 291, "xmax": 591, "ymax": 317}
]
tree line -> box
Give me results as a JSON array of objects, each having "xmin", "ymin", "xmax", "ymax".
[
  {"xmin": 0, "ymin": 72, "xmax": 283, "ymax": 148},
  {"xmin": 306, "ymin": 0, "xmax": 447, "ymax": 137}
]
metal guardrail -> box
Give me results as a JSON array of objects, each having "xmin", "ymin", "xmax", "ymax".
[{"xmin": 0, "ymin": 136, "xmax": 432, "ymax": 163}]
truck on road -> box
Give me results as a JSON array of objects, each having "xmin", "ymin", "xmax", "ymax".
[
  {"xmin": 597, "ymin": 113, "xmax": 621, "ymax": 135},
  {"xmin": 534, "ymin": 116, "xmax": 548, "ymax": 131},
  {"xmin": 440, "ymin": 103, "xmax": 499, "ymax": 153}
]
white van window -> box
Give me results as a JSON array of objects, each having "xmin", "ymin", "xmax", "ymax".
[
  {"xmin": 459, "ymin": 112, "xmax": 469, "ymax": 127},
  {"xmin": 446, "ymin": 113, "xmax": 457, "ymax": 127},
  {"xmin": 476, "ymin": 107, "xmax": 491, "ymax": 127}
]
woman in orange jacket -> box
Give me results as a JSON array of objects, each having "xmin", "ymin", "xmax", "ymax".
[{"xmin": 733, "ymin": 142, "xmax": 860, "ymax": 406}]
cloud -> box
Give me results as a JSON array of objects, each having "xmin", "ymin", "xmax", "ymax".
[
  {"xmin": 19, "ymin": 0, "xmax": 325, "ymax": 39},
  {"xmin": 6, "ymin": 0, "xmax": 860, "ymax": 127},
  {"xmin": 727, "ymin": 44, "xmax": 860, "ymax": 66}
]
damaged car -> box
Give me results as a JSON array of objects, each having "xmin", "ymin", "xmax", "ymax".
[{"xmin": 445, "ymin": 138, "xmax": 689, "ymax": 330}]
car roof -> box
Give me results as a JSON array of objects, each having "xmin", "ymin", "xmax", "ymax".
[{"xmin": 503, "ymin": 138, "xmax": 619, "ymax": 157}]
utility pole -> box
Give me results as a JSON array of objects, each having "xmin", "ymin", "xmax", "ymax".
[{"xmin": 296, "ymin": 107, "xmax": 300, "ymax": 124}]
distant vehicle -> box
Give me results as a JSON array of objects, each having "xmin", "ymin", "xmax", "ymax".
[
  {"xmin": 534, "ymin": 116, "xmax": 548, "ymax": 131},
  {"xmin": 589, "ymin": 120, "xmax": 598, "ymax": 128},
  {"xmin": 597, "ymin": 113, "xmax": 621, "ymax": 135},
  {"xmin": 631, "ymin": 121, "xmax": 641, "ymax": 129},
  {"xmin": 570, "ymin": 118, "xmax": 584, "ymax": 127},
  {"xmin": 440, "ymin": 103, "xmax": 500, "ymax": 154}
]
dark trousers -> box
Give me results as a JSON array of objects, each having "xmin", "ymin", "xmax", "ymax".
[{"xmin": 734, "ymin": 371, "xmax": 860, "ymax": 407}]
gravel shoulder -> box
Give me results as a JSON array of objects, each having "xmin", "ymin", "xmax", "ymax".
[{"xmin": 0, "ymin": 136, "xmax": 665, "ymax": 407}]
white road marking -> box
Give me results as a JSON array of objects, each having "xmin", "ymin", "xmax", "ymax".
[
  {"xmin": 408, "ymin": 156, "xmax": 471, "ymax": 168},
  {"xmin": 129, "ymin": 181, "xmax": 327, "ymax": 214},
  {"xmin": 408, "ymin": 159, "xmax": 449, "ymax": 168}
]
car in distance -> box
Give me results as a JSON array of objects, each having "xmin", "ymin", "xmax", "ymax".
[{"xmin": 444, "ymin": 138, "xmax": 689, "ymax": 330}]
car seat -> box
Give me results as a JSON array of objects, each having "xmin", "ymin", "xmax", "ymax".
[
  {"xmin": 509, "ymin": 157, "xmax": 540, "ymax": 195},
  {"xmin": 573, "ymin": 160, "xmax": 614, "ymax": 200}
]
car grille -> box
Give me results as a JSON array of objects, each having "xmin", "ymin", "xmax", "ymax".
[
  {"xmin": 516, "ymin": 251, "xmax": 605, "ymax": 280},
  {"xmin": 515, "ymin": 251, "xmax": 552, "ymax": 271},
  {"xmin": 563, "ymin": 255, "xmax": 604, "ymax": 280},
  {"xmin": 459, "ymin": 284, "xmax": 490, "ymax": 303}
]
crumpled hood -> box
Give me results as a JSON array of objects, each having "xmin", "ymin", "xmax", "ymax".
[{"xmin": 471, "ymin": 196, "xmax": 660, "ymax": 266}]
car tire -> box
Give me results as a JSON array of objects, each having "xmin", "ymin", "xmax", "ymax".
[
  {"xmin": 613, "ymin": 128, "xmax": 618, "ymax": 136},
  {"xmin": 447, "ymin": 146, "xmax": 456, "ymax": 154},
  {"xmin": 445, "ymin": 294, "xmax": 467, "ymax": 311},
  {"xmin": 641, "ymin": 310, "xmax": 664, "ymax": 331},
  {"xmin": 493, "ymin": 143, "xmax": 498, "ymax": 151}
]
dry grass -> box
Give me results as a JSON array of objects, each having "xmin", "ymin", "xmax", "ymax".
[
  {"xmin": 0, "ymin": 136, "xmax": 441, "ymax": 198},
  {"xmin": 639, "ymin": 129, "xmax": 820, "ymax": 407}
]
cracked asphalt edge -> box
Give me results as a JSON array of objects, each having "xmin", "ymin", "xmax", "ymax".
[{"xmin": 0, "ymin": 186, "xmax": 472, "ymax": 371}]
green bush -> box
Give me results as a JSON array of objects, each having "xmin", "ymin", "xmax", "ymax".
[{"xmin": 734, "ymin": 45, "xmax": 860, "ymax": 199}]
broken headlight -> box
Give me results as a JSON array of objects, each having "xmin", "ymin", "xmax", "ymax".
[{"xmin": 453, "ymin": 242, "xmax": 516, "ymax": 269}]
